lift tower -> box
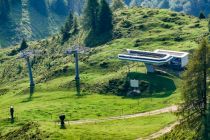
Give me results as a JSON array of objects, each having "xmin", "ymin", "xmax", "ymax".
[
  {"xmin": 66, "ymin": 48, "xmax": 80, "ymax": 81},
  {"xmin": 18, "ymin": 50, "xmax": 40, "ymax": 94},
  {"xmin": 65, "ymin": 45, "xmax": 90, "ymax": 95}
]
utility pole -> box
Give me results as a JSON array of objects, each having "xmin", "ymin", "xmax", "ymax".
[
  {"xmin": 25, "ymin": 56, "xmax": 35, "ymax": 88},
  {"xmin": 65, "ymin": 45, "xmax": 90, "ymax": 95},
  {"xmin": 18, "ymin": 50, "xmax": 39, "ymax": 95},
  {"xmin": 66, "ymin": 48, "xmax": 80, "ymax": 81}
]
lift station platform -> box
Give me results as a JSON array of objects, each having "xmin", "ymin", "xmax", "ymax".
[{"xmin": 118, "ymin": 49, "xmax": 189, "ymax": 73}]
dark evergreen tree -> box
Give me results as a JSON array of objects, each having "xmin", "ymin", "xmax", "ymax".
[
  {"xmin": 72, "ymin": 16, "xmax": 79, "ymax": 34},
  {"xmin": 65, "ymin": 12, "xmax": 74, "ymax": 32},
  {"xmin": 18, "ymin": 39, "xmax": 29, "ymax": 51},
  {"xmin": 83, "ymin": 0, "xmax": 113, "ymax": 47},
  {"xmin": 98, "ymin": 0, "xmax": 113, "ymax": 40},
  {"xmin": 199, "ymin": 12, "xmax": 206, "ymax": 19},
  {"xmin": 61, "ymin": 11, "xmax": 74, "ymax": 43},
  {"xmin": 83, "ymin": 0, "xmax": 99, "ymax": 47},
  {"xmin": 83, "ymin": 0, "xmax": 99, "ymax": 33},
  {"xmin": 178, "ymin": 39, "xmax": 210, "ymax": 139}
]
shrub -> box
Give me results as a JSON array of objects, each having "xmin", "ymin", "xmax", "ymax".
[
  {"xmin": 120, "ymin": 20, "xmax": 132, "ymax": 28},
  {"xmin": 133, "ymin": 39, "xmax": 141, "ymax": 47},
  {"xmin": 160, "ymin": 23, "xmax": 172, "ymax": 29},
  {"xmin": 99, "ymin": 61, "xmax": 109, "ymax": 68}
]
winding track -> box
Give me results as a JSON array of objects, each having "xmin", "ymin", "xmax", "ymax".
[
  {"xmin": 68, "ymin": 105, "xmax": 178, "ymax": 125},
  {"xmin": 55, "ymin": 105, "xmax": 179, "ymax": 140},
  {"xmin": 136, "ymin": 121, "xmax": 180, "ymax": 140}
]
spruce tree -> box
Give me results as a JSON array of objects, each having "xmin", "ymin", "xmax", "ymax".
[
  {"xmin": 72, "ymin": 16, "xmax": 79, "ymax": 35},
  {"xmin": 179, "ymin": 39, "xmax": 210, "ymax": 139},
  {"xmin": 83, "ymin": 0, "xmax": 99, "ymax": 33},
  {"xmin": 83, "ymin": 0, "xmax": 99, "ymax": 46},
  {"xmin": 19, "ymin": 39, "xmax": 29, "ymax": 52},
  {"xmin": 61, "ymin": 11, "xmax": 74, "ymax": 43},
  {"xmin": 65, "ymin": 12, "xmax": 74, "ymax": 32},
  {"xmin": 199, "ymin": 12, "xmax": 206, "ymax": 19},
  {"xmin": 98, "ymin": 0, "xmax": 113, "ymax": 39},
  {"xmin": 111, "ymin": 0, "xmax": 125, "ymax": 11}
]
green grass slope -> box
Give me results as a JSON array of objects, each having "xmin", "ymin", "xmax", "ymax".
[{"xmin": 0, "ymin": 7, "xmax": 209, "ymax": 139}]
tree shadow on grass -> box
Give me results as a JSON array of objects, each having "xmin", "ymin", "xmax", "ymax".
[{"xmin": 123, "ymin": 72, "xmax": 177, "ymax": 99}]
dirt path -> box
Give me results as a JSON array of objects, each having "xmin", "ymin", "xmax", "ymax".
[
  {"xmin": 137, "ymin": 121, "xmax": 180, "ymax": 140},
  {"xmin": 68, "ymin": 105, "xmax": 178, "ymax": 125}
]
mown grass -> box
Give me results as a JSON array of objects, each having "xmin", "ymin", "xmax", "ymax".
[
  {"xmin": 0, "ymin": 113, "xmax": 177, "ymax": 140},
  {"xmin": 0, "ymin": 73, "xmax": 180, "ymax": 122},
  {"xmin": 40, "ymin": 113, "xmax": 177, "ymax": 140},
  {"xmin": 0, "ymin": 7, "xmax": 208, "ymax": 139}
]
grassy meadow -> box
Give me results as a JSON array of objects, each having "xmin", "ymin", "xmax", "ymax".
[{"xmin": 0, "ymin": 7, "xmax": 209, "ymax": 139}]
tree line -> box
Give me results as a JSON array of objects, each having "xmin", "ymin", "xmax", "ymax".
[{"xmin": 61, "ymin": 0, "xmax": 126, "ymax": 47}]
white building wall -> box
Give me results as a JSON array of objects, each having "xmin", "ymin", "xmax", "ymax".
[{"xmin": 181, "ymin": 55, "xmax": 189, "ymax": 67}]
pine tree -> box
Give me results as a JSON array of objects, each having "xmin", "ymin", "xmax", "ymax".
[
  {"xmin": 65, "ymin": 12, "xmax": 74, "ymax": 32},
  {"xmin": 0, "ymin": 0, "xmax": 10, "ymax": 19},
  {"xmin": 83, "ymin": 0, "xmax": 99, "ymax": 33},
  {"xmin": 83, "ymin": 0, "xmax": 99, "ymax": 46},
  {"xmin": 98, "ymin": 0, "xmax": 113, "ymax": 39},
  {"xmin": 178, "ymin": 39, "xmax": 210, "ymax": 139},
  {"xmin": 111, "ymin": 0, "xmax": 125, "ymax": 11},
  {"xmin": 72, "ymin": 16, "xmax": 79, "ymax": 35},
  {"xmin": 19, "ymin": 39, "xmax": 29, "ymax": 52},
  {"xmin": 61, "ymin": 11, "xmax": 74, "ymax": 43},
  {"xmin": 199, "ymin": 12, "xmax": 206, "ymax": 19}
]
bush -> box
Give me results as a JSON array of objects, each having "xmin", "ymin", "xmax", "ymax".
[
  {"xmin": 161, "ymin": 16, "xmax": 180, "ymax": 23},
  {"xmin": 100, "ymin": 78, "xmax": 150, "ymax": 97},
  {"xmin": 160, "ymin": 23, "xmax": 172, "ymax": 29},
  {"xmin": 103, "ymin": 78, "xmax": 130, "ymax": 96},
  {"xmin": 113, "ymin": 29, "xmax": 123, "ymax": 38},
  {"xmin": 8, "ymin": 49, "xmax": 18, "ymax": 56},
  {"xmin": 120, "ymin": 20, "xmax": 133, "ymax": 28},
  {"xmin": 142, "ymin": 15, "xmax": 149, "ymax": 18},
  {"xmin": 174, "ymin": 35, "xmax": 183, "ymax": 42},
  {"xmin": 99, "ymin": 61, "xmax": 109, "ymax": 68},
  {"xmin": 133, "ymin": 39, "xmax": 141, "ymax": 47},
  {"xmin": 170, "ymin": 13, "xmax": 177, "ymax": 17}
]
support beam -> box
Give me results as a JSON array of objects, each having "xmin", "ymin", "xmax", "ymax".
[
  {"xmin": 26, "ymin": 57, "xmax": 35, "ymax": 87},
  {"xmin": 74, "ymin": 50, "xmax": 80, "ymax": 80},
  {"xmin": 145, "ymin": 63, "xmax": 155, "ymax": 73}
]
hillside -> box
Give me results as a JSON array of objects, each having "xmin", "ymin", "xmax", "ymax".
[
  {"xmin": 130, "ymin": 0, "xmax": 210, "ymax": 17},
  {"xmin": 1, "ymin": 0, "xmax": 209, "ymax": 48},
  {"xmin": 0, "ymin": 7, "xmax": 209, "ymax": 139}
]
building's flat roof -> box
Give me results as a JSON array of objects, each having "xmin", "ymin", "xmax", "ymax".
[
  {"xmin": 154, "ymin": 49, "xmax": 189, "ymax": 58},
  {"xmin": 118, "ymin": 49, "xmax": 173, "ymax": 65},
  {"xmin": 127, "ymin": 49, "xmax": 167, "ymax": 59}
]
